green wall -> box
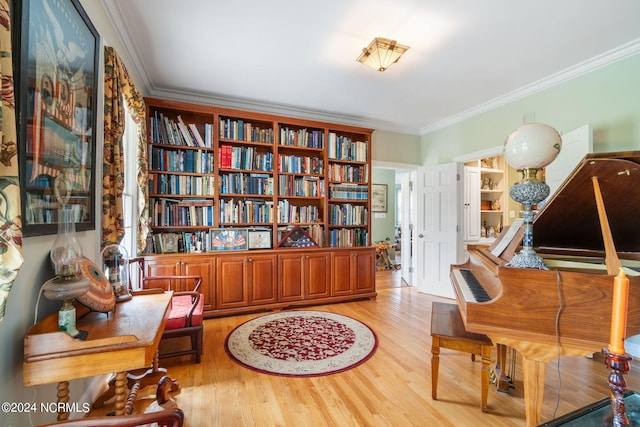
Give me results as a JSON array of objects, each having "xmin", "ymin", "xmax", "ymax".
[
  {"xmin": 371, "ymin": 130, "xmax": 421, "ymax": 164},
  {"xmin": 371, "ymin": 168, "xmax": 397, "ymax": 243},
  {"xmin": 421, "ymin": 53, "xmax": 640, "ymax": 164}
]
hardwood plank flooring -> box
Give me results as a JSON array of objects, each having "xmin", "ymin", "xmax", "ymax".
[{"xmin": 148, "ymin": 269, "xmax": 639, "ymax": 426}]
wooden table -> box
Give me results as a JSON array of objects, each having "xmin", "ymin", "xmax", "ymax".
[
  {"xmin": 24, "ymin": 292, "xmax": 172, "ymax": 420},
  {"xmin": 375, "ymin": 242, "xmax": 400, "ymax": 270}
]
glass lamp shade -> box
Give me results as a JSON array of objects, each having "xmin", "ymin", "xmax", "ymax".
[
  {"xmin": 50, "ymin": 206, "xmax": 83, "ymax": 278},
  {"xmin": 503, "ymin": 123, "xmax": 562, "ymax": 170},
  {"xmin": 101, "ymin": 244, "xmax": 131, "ymax": 301},
  {"xmin": 356, "ymin": 37, "xmax": 409, "ymax": 72}
]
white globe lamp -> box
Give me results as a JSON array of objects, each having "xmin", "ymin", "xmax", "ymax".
[{"xmin": 504, "ymin": 123, "xmax": 561, "ymax": 269}]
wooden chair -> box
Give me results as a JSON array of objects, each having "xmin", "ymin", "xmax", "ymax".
[
  {"xmin": 38, "ymin": 408, "xmax": 184, "ymax": 427},
  {"xmin": 430, "ymin": 301, "xmax": 493, "ymax": 412},
  {"xmin": 141, "ymin": 275, "xmax": 204, "ymax": 364}
]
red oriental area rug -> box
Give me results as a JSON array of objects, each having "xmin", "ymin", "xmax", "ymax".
[{"xmin": 224, "ymin": 310, "xmax": 378, "ymax": 377}]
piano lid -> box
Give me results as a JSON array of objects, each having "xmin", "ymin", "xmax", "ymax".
[{"xmin": 533, "ymin": 151, "xmax": 640, "ymax": 255}]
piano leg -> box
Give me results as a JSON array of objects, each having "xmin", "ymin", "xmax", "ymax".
[{"xmin": 522, "ymin": 357, "xmax": 546, "ymax": 427}]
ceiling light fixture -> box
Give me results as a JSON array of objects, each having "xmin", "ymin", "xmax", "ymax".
[{"xmin": 357, "ymin": 37, "xmax": 409, "ymax": 72}]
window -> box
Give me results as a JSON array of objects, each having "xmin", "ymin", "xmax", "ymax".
[{"xmin": 121, "ymin": 104, "xmax": 139, "ymax": 260}]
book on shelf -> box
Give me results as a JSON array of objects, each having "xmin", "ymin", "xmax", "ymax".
[
  {"xmin": 188, "ymin": 123, "xmax": 206, "ymax": 147},
  {"xmin": 176, "ymin": 115, "xmax": 196, "ymax": 147}
]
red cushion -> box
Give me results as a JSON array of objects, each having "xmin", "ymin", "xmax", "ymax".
[{"xmin": 165, "ymin": 294, "xmax": 204, "ymax": 330}]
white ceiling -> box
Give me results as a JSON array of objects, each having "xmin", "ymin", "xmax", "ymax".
[{"xmin": 102, "ymin": 0, "xmax": 640, "ymax": 135}]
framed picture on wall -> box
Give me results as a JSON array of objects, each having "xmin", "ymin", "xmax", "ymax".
[
  {"xmin": 15, "ymin": 0, "xmax": 100, "ymax": 236},
  {"xmin": 371, "ymin": 184, "xmax": 387, "ymax": 212}
]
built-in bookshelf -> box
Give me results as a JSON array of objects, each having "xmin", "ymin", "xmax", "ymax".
[
  {"xmin": 326, "ymin": 130, "xmax": 370, "ymax": 247},
  {"xmin": 145, "ymin": 98, "xmax": 372, "ymax": 254}
]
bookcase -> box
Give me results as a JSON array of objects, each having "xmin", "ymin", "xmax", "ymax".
[{"xmin": 143, "ymin": 98, "xmax": 376, "ymax": 317}]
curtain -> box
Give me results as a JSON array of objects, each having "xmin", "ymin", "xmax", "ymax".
[
  {"xmin": 0, "ymin": 0, "xmax": 23, "ymax": 322},
  {"xmin": 103, "ymin": 46, "xmax": 147, "ymax": 252}
]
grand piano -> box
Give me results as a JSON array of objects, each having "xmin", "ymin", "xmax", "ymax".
[{"xmin": 450, "ymin": 151, "xmax": 640, "ymax": 426}]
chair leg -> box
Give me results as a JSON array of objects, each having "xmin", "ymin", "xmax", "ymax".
[
  {"xmin": 192, "ymin": 328, "xmax": 203, "ymax": 364},
  {"xmin": 431, "ymin": 336, "xmax": 440, "ymax": 400}
]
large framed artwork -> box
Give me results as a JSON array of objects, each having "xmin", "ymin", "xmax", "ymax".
[
  {"xmin": 15, "ymin": 0, "xmax": 100, "ymax": 236},
  {"xmin": 371, "ymin": 184, "xmax": 387, "ymax": 212}
]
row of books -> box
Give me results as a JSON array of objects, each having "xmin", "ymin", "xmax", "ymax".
[
  {"xmin": 328, "ymin": 163, "xmax": 368, "ymax": 183},
  {"xmin": 327, "ymin": 132, "xmax": 368, "ymax": 162},
  {"xmin": 277, "ymin": 200, "xmax": 321, "ymax": 223},
  {"xmin": 218, "ymin": 144, "xmax": 274, "ymax": 171},
  {"xmin": 148, "ymin": 174, "xmax": 215, "ymax": 196},
  {"xmin": 278, "ymin": 127, "xmax": 324, "ymax": 148},
  {"xmin": 328, "ymin": 227, "xmax": 368, "ymax": 247},
  {"xmin": 277, "ymin": 175, "xmax": 324, "ymax": 197},
  {"xmin": 219, "ymin": 198, "xmax": 274, "ymax": 224},
  {"xmin": 219, "ymin": 173, "xmax": 274, "ymax": 195},
  {"xmin": 328, "ymin": 183, "xmax": 369, "ymax": 200},
  {"xmin": 219, "ymin": 117, "xmax": 274, "ymax": 143},
  {"xmin": 149, "ymin": 146, "xmax": 215, "ymax": 173},
  {"xmin": 150, "ymin": 198, "xmax": 214, "ymax": 227},
  {"xmin": 150, "ymin": 112, "xmax": 213, "ymax": 148},
  {"xmin": 328, "ymin": 203, "xmax": 368, "ymax": 226},
  {"xmin": 277, "ymin": 154, "xmax": 324, "ymax": 174}
]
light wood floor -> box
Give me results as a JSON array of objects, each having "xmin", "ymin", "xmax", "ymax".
[{"xmin": 153, "ymin": 268, "xmax": 639, "ymax": 426}]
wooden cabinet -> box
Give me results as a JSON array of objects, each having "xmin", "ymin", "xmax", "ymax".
[
  {"xmin": 216, "ymin": 253, "xmax": 277, "ymax": 310},
  {"xmin": 332, "ymin": 248, "xmax": 376, "ymax": 296},
  {"xmin": 143, "ymin": 254, "xmax": 215, "ymax": 312},
  {"xmin": 278, "ymin": 252, "xmax": 331, "ymax": 302}
]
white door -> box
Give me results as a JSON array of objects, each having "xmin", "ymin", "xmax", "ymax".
[
  {"xmin": 401, "ymin": 172, "xmax": 414, "ymax": 285},
  {"xmin": 463, "ymin": 166, "xmax": 480, "ymax": 241},
  {"xmin": 545, "ymin": 124, "xmax": 593, "ymax": 196},
  {"xmin": 414, "ymin": 163, "xmax": 461, "ymax": 298}
]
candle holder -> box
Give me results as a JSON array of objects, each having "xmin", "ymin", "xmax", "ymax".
[{"xmin": 603, "ymin": 348, "xmax": 632, "ymax": 427}]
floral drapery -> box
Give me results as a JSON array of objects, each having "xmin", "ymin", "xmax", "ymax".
[
  {"xmin": 103, "ymin": 46, "xmax": 147, "ymax": 252},
  {"xmin": 0, "ymin": 0, "xmax": 23, "ymax": 322}
]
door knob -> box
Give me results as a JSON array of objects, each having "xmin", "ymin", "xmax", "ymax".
[{"xmin": 418, "ymin": 234, "xmax": 424, "ymax": 238}]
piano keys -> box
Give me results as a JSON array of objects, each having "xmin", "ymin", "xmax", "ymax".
[{"xmin": 450, "ymin": 151, "xmax": 640, "ymax": 427}]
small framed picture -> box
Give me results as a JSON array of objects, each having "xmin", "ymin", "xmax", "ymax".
[
  {"xmin": 162, "ymin": 233, "xmax": 180, "ymax": 253},
  {"xmin": 210, "ymin": 228, "xmax": 248, "ymax": 251},
  {"xmin": 248, "ymin": 229, "xmax": 272, "ymax": 249},
  {"xmin": 371, "ymin": 184, "xmax": 387, "ymax": 212},
  {"xmin": 276, "ymin": 225, "xmax": 318, "ymax": 249}
]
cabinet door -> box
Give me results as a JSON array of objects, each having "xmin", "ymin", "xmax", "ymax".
[
  {"xmin": 247, "ymin": 254, "xmax": 277, "ymax": 305},
  {"xmin": 464, "ymin": 166, "xmax": 481, "ymax": 241},
  {"xmin": 182, "ymin": 257, "xmax": 215, "ymax": 312},
  {"xmin": 304, "ymin": 252, "xmax": 331, "ymax": 299},
  {"xmin": 278, "ymin": 254, "xmax": 304, "ymax": 302},
  {"xmin": 145, "ymin": 256, "xmax": 182, "ymax": 279},
  {"xmin": 216, "ymin": 255, "xmax": 249, "ymax": 309},
  {"xmin": 331, "ymin": 252, "xmax": 353, "ymax": 296},
  {"xmin": 352, "ymin": 249, "xmax": 375, "ymax": 294}
]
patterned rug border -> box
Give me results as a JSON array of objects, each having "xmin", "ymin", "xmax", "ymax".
[{"xmin": 224, "ymin": 310, "xmax": 378, "ymax": 378}]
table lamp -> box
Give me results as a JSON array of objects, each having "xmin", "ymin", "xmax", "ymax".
[
  {"xmin": 42, "ymin": 175, "xmax": 90, "ymax": 338},
  {"xmin": 503, "ymin": 123, "xmax": 561, "ymax": 270}
]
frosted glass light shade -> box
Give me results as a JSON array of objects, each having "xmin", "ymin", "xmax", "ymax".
[
  {"xmin": 504, "ymin": 123, "xmax": 562, "ymax": 170},
  {"xmin": 357, "ymin": 37, "xmax": 409, "ymax": 72}
]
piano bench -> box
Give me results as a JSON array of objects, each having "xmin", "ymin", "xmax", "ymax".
[{"xmin": 430, "ymin": 301, "xmax": 493, "ymax": 413}]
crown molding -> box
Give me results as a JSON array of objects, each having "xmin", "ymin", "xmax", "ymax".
[{"xmin": 419, "ymin": 39, "xmax": 640, "ymax": 135}]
